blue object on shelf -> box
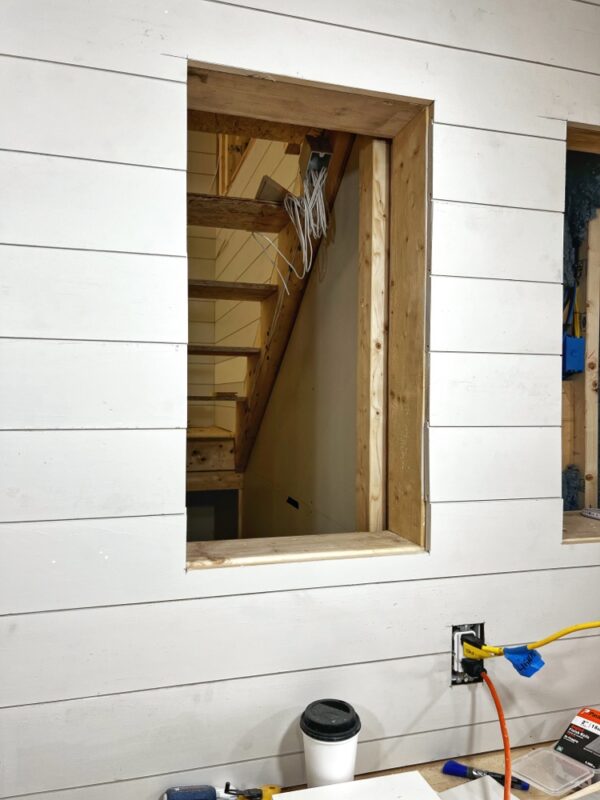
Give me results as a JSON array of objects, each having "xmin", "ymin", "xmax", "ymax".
[
  {"xmin": 164, "ymin": 788, "xmax": 217, "ymax": 800},
  {"xmin": 563, "ymin": 334, "xmax": 585, "ymax": 377}
]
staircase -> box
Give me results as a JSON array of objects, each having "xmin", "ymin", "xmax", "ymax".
[{"xmin": 186, "ymin": 129, "xmax": 354, "ymax": 500}]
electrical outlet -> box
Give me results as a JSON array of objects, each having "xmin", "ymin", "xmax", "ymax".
[{"xmin": 451, "ymin": 622, "xmax": 485, "ymax": 685}]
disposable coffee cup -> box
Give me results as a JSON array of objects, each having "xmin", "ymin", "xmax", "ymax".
[{"xmin": 300, "ymin": 699, "xmax": 361, "ymax": 787}]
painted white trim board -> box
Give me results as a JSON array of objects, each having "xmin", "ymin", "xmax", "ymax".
[
  {"xmin": 0, "ymin": 55, "xmax": 185, "ymax": 168},
  {"xmin": 4, "ymin": 565, "xmax": 600, "ymax": 706},
  {"xmin": 0, "ymin": 430, "xmax": 185, "ymax": 522},
  {"xmin": 215, "ymin": 0, "xmax": 600, "ymax": 76},
  {"xmin": 428, "ymin": 427, "xmax": 561, "ymax": 502},
  {"xmin": 431, "ymin": 201, "xmax": 563, "ymax": 284},
  {"xmin": 4, "ymin": 499, "xmax": 600, "ymax": 612},
  {"xmin": 429, "ymin": 353, "xmax": 561, "ymax": 427},
  {"xmin": 0, "ymin": 246, "xmax": 187, "ymax": 343},
  {"xmin": 429, "ymin": 276, "xmax": 562, "ymax": 355},
  {"xmin": 432, "ymin": 125, "xmax": 566, "ymax": 212},
  {"xmin": 0, "ymin": 340, "xmax": 186, "ymax": 429},
  {"xmin": 0, "ymin": 151, "xmax": 185, "ymax": 254}
]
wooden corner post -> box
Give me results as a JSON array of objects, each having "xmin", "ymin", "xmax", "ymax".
[
  {"xmin": 356, "ymin": 137, "xmax": 389, "ymax": 532},
  {"xmin": 585, "ymin": 212, "xmax": 600, "ymax": 507},
  {"xmin": 387, "ymin": 106, "xmax": 431, "ymax": 547}
]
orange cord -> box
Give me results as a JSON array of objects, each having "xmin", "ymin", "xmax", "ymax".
[{"xmin": 482, "ymin": 671, "xmax": 512, "ymax": 800}]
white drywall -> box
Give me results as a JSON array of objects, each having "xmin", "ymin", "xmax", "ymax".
[{"xmin": 242, "ymin": 145, "xmax": 359, "ymax": 535}]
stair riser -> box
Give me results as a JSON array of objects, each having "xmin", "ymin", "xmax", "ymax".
[{"xmin": 186, "ymin": 440, "xmax": 235, "ymax": 472}]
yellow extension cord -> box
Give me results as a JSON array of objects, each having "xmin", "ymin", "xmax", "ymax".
[{"xmin": 463, "ymin": 621, "xmax": 600, "ymax": 661}]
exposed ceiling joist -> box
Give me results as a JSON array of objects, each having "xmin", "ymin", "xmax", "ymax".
[{"xmin": 188, "ymin": 109, "xmax": 319, "ymax": 145}]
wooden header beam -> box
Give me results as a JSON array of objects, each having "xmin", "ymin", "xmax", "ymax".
[
  {"xmin": 188, "ymin": 67, "xmax": 427, "ymax": 139},
  {"xmin": 567, "ymin": 125, "xmax": 600, "ymax": 155},
  {"xmin": 187, "ymin": 193, "xmax": 288, "ymax": 232}
]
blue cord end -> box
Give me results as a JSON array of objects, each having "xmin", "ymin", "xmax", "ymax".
[{"xmin": 442, "ymin": 760, "xmax": 469, "ymax": 778}]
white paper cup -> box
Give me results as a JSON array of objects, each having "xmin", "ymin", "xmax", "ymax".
[{"xmin": 300, "ymin": 699, "xmax": 361, "ymax": 788}]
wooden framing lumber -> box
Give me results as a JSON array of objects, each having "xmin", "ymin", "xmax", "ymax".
[
  {"xmin": 387, "ymin": 106, "xmax": 431, "ymax": 547},
  {"xmin": 187, "ymin": 193, "xmax": 288, "ymax": 232},
  {"xmin": 188, "ymin": 394, "xmax": 247, "ymax": 402},
  {"xmin": 188, "ymin": 108, "xmax": 318, "ymax": 144},
  {"xmin": 356, "ymin": 137, "xmax": 389, "ymax": 533},
  {"xmin": 187, "ymin": 471, "xmax": 243, "ymax": 492},
  {"xmin": 187, "ymin": 439, "xmax": 235, "ymax": 472},
  {"xmin": 188, "ymin": 344, "xmax": 261, "ymax": 358},
  {"xmin": 188, "ymin": 67, "xmax": 426, "ymax": 138},
  {"xmin": 188, "ymin": 279, "xmax": 277, "ymax": 302},
  {"xmin": 567, "ymin": 125, "xmax": 600, "ymax": 155},
  {"xmin": 584, "ymin": 213, "xmax": 600, "ymax": 506},
  {"xmin": 234, "ymin": 130, "xmax": 355, "ymax": 470}
]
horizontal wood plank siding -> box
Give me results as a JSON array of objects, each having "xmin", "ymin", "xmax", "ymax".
[
  {"xmin": 0, "ymin": 340, "xmax": 186, "ymax": 429},
  {"xmin": 429, "ymin": 353, "xmax": 561, "ymax": 427},
  {"xmin": 0, "ymin": 151, "xmax": 186, "ymax": 253},
  {"xmin": 0, "ymin": 430, "xmax": 185, "ymax": 521},
  {"xmin": 431, "ymin": 201, "xmax": 563, "ymax": 283},
  {"xmin": 1, "ymin": 635, "xmax": 597, "ymax": 796},
  {"xmin": 1, "ymin": 3, "xmax": 599, "ymax": 798}
]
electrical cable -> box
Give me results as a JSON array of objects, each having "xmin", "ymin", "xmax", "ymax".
[
  {"xmin": 283, "ymin": 166, "xmax": 328, "ymax": 277},
  {"xmin": 481, "ymin": 671, "xmax": 511, "ymax": 800},
  {"xmin": 481, "ymin": 620, "xmax": 600, "ymax": 657}
]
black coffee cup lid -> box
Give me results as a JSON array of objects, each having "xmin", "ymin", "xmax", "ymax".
[{"xmin": 300, "ymin": 699, "xmax": 361, "ymax": 742}]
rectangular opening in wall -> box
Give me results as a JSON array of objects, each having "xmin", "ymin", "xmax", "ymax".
[
  {"xmin": 562, "ymin": 124, "xmax": 600, "ymax": 543},
  {"xmin": 185, "ymin": 65, "xmax": 432, "ymax": 567}
]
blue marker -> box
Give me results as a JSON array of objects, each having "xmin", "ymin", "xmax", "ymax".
[{"xmin": 442, "ymin": 760, "xmax": 530, "ymax": 791}]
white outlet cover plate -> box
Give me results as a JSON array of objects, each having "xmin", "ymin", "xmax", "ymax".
[
  {"xmin": 282, "ymin": 771, "xmax": 440, "ymax": 798},
  {"xmin": 440, "ymin": 776, "xmax": 518, "ymax": 800}
]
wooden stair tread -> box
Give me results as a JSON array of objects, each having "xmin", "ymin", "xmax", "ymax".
[
  {"xmin": 187, "ymin": 426, "xmax": 235, "ymax": 440},
  {"xmin": 188, "ymin": 393, "xmax": 247, "ymax": 402},
  {"xmin": 188, "ymin": 344, "xmax": 260, "ymax": 357},
  {"xmin": 189, "ymin": 279, "xmax": 277, "ymax": 302},
  {"xmin": 187, "ymin": 193, "xmax": 288, "ymax": 232}
]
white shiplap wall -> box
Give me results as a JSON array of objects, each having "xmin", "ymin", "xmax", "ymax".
[{"xmin": 1, "ymin": 2, "xmax": 600, "ymax": 799}]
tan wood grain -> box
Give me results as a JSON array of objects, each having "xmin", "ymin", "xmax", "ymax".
[
  {"xmin": 357, "ymin": 743, "xmax": 556, "ymax": 799},
  {"xmin": 568, "ymin": 125, "xmax": 600, "ymax": 155},
  {"xmin": 187, "ymin": 529, "xmax": 420, "ymax": 569},
  {"xmin": 188, "ymin": 278, "xmax": 277, "ymax": 302},
  {"xmin": 585, "ymin": 214, "xmax": 600, "ymax": 507},
  {"xmin": 186, "ymin": 470, "xmax": 243, "ymax": 492},
  {"xmin": 187, "ymin": 192, "xmax": 288, "ymax": 232},
  {"xmin": 356, "ymin": 137, "xmax": 389, "ymax": 532},
  {"xmin": 188, "ymin": 67, "xmax": 427, "ymax": 138},
  {"xmin": 186, "ymin": 438, "xmax": 235, "ymax": 472},
  {"xmin": 187, "ymin": 426, "xmax": 234, "ymax": 440},
  {"xmin": 188, "ymin": 394, "xmax": 247, "ymax": 402},
  {"xmin": 188, "ymin": 109, "xmax": 319, "ymax": 143},
  {"xmin": 387, "ymin": 106, "xmax": 430, "ymax": 547},
  {"xmin": 188, "ymin": 344, "xmax": 261, "ymax": 357},
  {"xmin": 563, "ymin": 509, "xmax": 600, "ymax": 541}
]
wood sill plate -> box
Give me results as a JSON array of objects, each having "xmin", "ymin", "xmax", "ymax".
[
  {"xmin": 563, "ymin": 510, "xmax": 600, "ymax": 543},
  {"xmin": 187, "ymin": 529, "xmax": 422, "ymax": 570}
]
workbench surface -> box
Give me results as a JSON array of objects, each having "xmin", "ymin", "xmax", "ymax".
[{"xmin": 367, "ymin": 743, "xmax": 553, "ymax": 798}]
